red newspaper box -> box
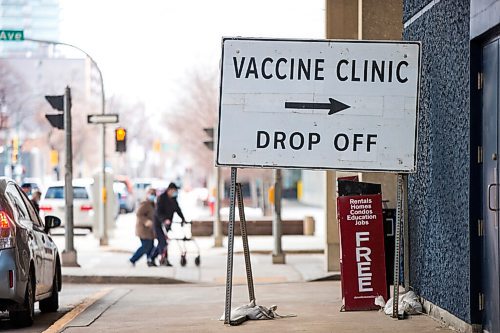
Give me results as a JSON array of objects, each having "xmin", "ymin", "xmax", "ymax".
[{"xmin": 338, "ymin": 194, "xmax": 387, "ymax": 311}]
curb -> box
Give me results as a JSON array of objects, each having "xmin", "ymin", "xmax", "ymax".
[
  {"xmin": 308, "ymin": 273, "xmax": 342, "ymax": 282},
  {"xmin": 103, "ymin": 248, "xmax": 325, "ymax": 255},
  {"xmin": 234, "ymin": 249, "xmax": 324, "ymax": 255},
  {"xmin": 62, "ymin": 274, "xmax": 190, "ymax": 285}
]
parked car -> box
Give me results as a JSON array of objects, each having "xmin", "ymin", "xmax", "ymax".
[
  {"xmin": 133, "ymin": 178, "xmax": 159, "ymax": 203},
  {"xmin": 0, "ymin": 177, "xmax": 62, "ymax": 327},
  {"xmin": 39, "ymin": 179, "xmax": 94, "ymax": 230},
  {"xmin": 113, "ymin": 181, "xmax": 135, "ymax": 214},
  {"xmin": 115, "ymin": 175, "xmax": 136, "ymax": 213},
  {"xmin": 20, "ymin": 177, "xmax": 43, "ymax": 199}
]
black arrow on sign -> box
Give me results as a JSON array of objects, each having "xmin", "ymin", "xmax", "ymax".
[{"xmin": 284, "ymin": 98, "xmax": 351, "ymax": 115}]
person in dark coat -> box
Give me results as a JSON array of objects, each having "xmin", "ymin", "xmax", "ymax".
[
  {"xmin": 129, "ymin": 188, "xmax": 157, "ymax": 266},
  {"xmin": 31, "ymin": 190, "xmax": 42, "ymax": 213},
  {"xmin": 150, "ymin": 182, "xmax": 185, "ymax": 266}
]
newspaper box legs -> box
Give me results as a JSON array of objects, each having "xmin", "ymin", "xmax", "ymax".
[{"xmin": 338, "ymin": 194, "xmax": 388, "ymax": 311}]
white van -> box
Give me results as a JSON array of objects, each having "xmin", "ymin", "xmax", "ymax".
[{"xmin": 39, "ymin": 179, "xmax": 94, "ymax": 230}]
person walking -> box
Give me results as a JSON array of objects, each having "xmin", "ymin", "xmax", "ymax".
[
  {"xmin": 31, "ymin": 190, "xmax": 42, "ymax": 213},
  {"xmin": 150, "ymin": 182, "xmax": 186, "ymax": 267},
  {"xmin": 129, "ymin": 188, "xmax": 157, "ymax": 267}
]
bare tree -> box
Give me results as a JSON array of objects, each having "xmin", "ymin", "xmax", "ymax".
[
  {"xmin": 162, "ymin": 69, "xmax": 219, "ymax": 180},
  {"xmin": 0, "ymin": 60, "xmax": 30, "ymax": 132},
  {"xmin": 161, "ymin": 69, "xmax": 274, "ymax": 202}
]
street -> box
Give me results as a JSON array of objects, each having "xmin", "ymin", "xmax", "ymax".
[{"xmin": 0, "ymin": 284, "xmax": 103, "ymax": 332}]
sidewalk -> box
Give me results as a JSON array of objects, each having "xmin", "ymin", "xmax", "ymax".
[
  {"xmin": 55, "ymin": 209, "xmax": 337, "ymax": 285},
  {"xmin": 52, "ymin": 212, "xmax": 457, "ymax": 333},
  {"xmin": 57, "ymin": 282, "xmax": 454, "ymax": 333}
]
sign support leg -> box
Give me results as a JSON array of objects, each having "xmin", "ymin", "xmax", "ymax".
[
  {"xmin": 236, "ymin": 183, "xmax": 256, "ymax": 303},
  {"xmin": 392, "ymin": 174, "xmax": 404, "ymax": 318},
  {"xmin": 224, "ymin": 167, "xmax": 237, "ymax": 325},
  {"xmin": 403, "ymin": 174, "xmax": 410, "ymax": 292}
]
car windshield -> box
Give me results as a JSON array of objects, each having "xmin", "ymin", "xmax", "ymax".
[
  {"xmin": 113, "ymin": 182, "xmax": 127, "ymax": 193},
  {"xmin": 134, "ymin": 183, "xmax": 150, "ymax": 190},
  {"xmin": 45, "ymin": 186, "xmax": 89, "ymax": 199}
]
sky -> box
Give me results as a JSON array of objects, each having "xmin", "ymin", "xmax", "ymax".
[{"xmin": 59, "ymin": 0, "xmax": 326, "ymax": 113}]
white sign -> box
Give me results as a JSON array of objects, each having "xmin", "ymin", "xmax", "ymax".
[
  {"xmin": 87, "ymin": 114, "xmax": 119, "ymax": 124},
  {"xmin": 216, "ymin": 37, "xmax": 421, "ymax": 173}
]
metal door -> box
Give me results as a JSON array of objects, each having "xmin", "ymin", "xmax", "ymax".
[{"xmin": 482, "ymin": 38, "xmax": 500, "ymax": 333}]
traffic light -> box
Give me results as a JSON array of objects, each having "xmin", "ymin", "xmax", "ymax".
[
  {"xmin": 11, "ymin": 136, "xmax": 19, "ymax": 164},
  {"xmin": 44, "ymin": 94, "xmax": 65, "ymax": 129},
  {"xmin": 115, "ymin": 127, "xmax": 127, "ymax": 153},
  {"xmin": 45, "ymin": 113, "xmax": 64, "ymax": 129},
  {"xmin": 203, "ymin": 127, "xmax": 214, "ymax": 151},
  {"xmin": 153, "ymin": 139, "xmax": 161, "ymax": 153}
]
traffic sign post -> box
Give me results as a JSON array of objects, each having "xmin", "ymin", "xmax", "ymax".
[
  {"xmin": 218, "ymin": 37, "xmax": 422, "ymax": 324},
  {"xmin": 217, "ymin": 37, "xmax": 421, "ymax": 173}
]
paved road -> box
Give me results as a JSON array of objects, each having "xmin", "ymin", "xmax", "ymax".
[{"xmin": 0, "ymin": 284, "xmax": 103, "ymax": 332}]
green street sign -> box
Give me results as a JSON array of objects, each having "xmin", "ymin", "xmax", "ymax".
[{"xmin": 0, "ymin": 30, "xmax": 24, "ymax": 41}]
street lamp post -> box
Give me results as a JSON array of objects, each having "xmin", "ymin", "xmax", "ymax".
[{"xmin": 24, "ymin": 38, "xmax": 109, "ymax": 245}]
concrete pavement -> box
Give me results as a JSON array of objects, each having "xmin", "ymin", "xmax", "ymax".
[
  {"xmin": 47, "ymin": 201, "xmax": 457, "ymax": 333},
  {"xmin": 54, "ymin": 282, "xmax": 454, "ymax": 333}
]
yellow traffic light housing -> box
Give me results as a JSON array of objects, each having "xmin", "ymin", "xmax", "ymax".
[{"xmin": 115, "ymin": 127, "xmax": 127, "ymax": 153}]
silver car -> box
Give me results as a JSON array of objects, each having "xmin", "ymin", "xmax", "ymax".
[{"xmin": 0, "ymin": 178, "xmax": 62, "ymax": 327}]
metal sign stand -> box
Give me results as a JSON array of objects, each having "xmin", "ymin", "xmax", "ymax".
[
  {"xmin": 236, "ymin": 182, "xmax": 256, "ymax": 302},
  {"xmin": 224, "ymin": 167, "xmax": 257, "ymax": 325},
  {"xmin": 392, "ymin": 174, "xmax": 405, "ymax": 319}
]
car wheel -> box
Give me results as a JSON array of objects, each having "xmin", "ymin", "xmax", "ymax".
[
  {"xmin": 10, "ymin": 270, "xmax": 35, "ymax": 327},
  {"xmin": 39, "ymin": 268, "xmax": 59, "ymax": 313}
]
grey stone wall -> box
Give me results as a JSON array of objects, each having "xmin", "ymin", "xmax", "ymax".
[
  {"xmin": 403, "ymin": 0, "xmax": 431, "ymax": 21},
  {"xmin": 403, "ymin": 0, "xmax": 471, "ymax": 323}
]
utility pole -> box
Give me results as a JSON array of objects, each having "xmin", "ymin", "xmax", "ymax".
[
  {"xmin": 204, "ymin": 126, "xmax": 223, "ymax": 247},
  {"xmin": 45, "ymin": 87, "xmax": 78, "ymax": 267},
  {"xmin": 214, "ymin": 165, "xmax": 223, "ymax": 247},
  {"xmin": 62, "ymin": 87, "xmax": 78, "ymax": 267},
  {"xmin": 25, "ymin": 37, "xmax": 108, "ymax": 246},
  {"xmin": 62, "ymin": 87, "xmax": 79, "ymax": 266}
]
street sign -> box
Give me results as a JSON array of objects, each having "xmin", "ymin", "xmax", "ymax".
[
  {"xmin": 0, "ymin": 30, "xmax": 24, "ymax": 41},
  {"xmin": 216, "ymin": 37, "xmax": 421, "ymax": 173},
  {"xmin": 87, "ymin": 114, "xmax": 119, "ymax": 124}
]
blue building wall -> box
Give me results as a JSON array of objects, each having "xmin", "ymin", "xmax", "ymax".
[{"xmin": 403, "ymin": 0, "xmax": 471, "ymax": 322}]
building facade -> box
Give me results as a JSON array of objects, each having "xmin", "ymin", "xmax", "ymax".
[
  {"xmin": 0, "ymin": 0, "xmax": 61, "ymax": 56},
  {"xmin": 404, "ymin": 0, "xmax": 500, "ymax": 331}
]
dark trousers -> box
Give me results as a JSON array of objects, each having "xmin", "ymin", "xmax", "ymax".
[
  {"xmin": 130, "ymin": 239, "xmax": 154, "ymax": 263},
  {"xmin": 150, "ymin": 224, "xmax": 168, "ymax": 261}
]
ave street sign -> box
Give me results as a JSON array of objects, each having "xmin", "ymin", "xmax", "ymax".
[
  {"xmin": 87, "ymin": 114, "xmax": 119, "ymax": 124},
  {"xmin": 216, "ymin": 37, "xmax": 421, "ymax": 173},
  {"xmin": 0, "ymin": 30, "xmax": 24, "ymax": 41}
]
